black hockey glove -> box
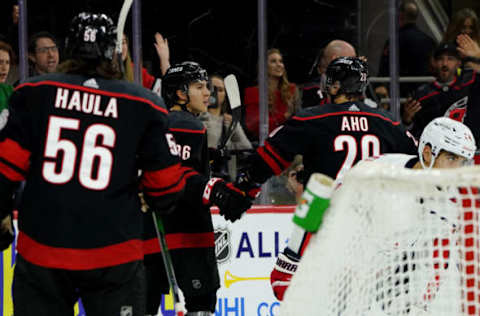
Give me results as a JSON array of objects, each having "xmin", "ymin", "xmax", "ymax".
[
  {"xmin": 202, "ymin": 178, "xmax": 252, "ymax": 222},
  {"xmin": 235, "ymin": 171, "xmax": 262, "ymax": 200}
]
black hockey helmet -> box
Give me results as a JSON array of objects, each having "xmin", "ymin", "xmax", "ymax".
[
  {"xmin": 325, "ymin": 57, "xmax": 368, "ymax": 95},
  {"xmin": 65, "ymin": 12, "xmax": 117, "ymax": 61},
  {"xmin": 162, "ymin": 61, "xmax": 208, "ymax": 108}
]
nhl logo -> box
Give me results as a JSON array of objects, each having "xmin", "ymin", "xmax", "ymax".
[{"xmin": 214, "ymin": 228, "xmax": 231, "ymax": 264}]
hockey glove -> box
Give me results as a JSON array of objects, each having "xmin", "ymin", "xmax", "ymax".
[
  {"xmin": 270, "ymin": 252, "xmax": 299, "ymax": 301},
  {"xmin": 235, "ymin": 171, "xmax": 261, "ymax": 199},
  {"xmin": 203, "ymin": 178, "xmax": 252, "ymax": 222}
]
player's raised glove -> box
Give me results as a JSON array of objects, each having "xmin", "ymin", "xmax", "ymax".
[
  {"xmin": 202, "ymin": 178, "xmax": 252, "ymax": 222},
  {"xmin": 235, "ymin": 171, "xmax": 261, "ymax": 199},
  {"xmin": 270, "ymin": 251, "xmax": 299, "ymax": 301}
]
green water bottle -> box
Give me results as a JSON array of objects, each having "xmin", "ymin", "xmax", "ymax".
[{"xmin": 292, "ymin": 173, "xmax": 334, "ymax": 233}]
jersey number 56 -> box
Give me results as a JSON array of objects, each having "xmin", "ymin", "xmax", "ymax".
[{"xmin": 42, "ymin": 116, "xmax": 115, "ymax": 190}]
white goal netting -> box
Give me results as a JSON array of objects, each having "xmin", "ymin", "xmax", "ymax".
[{"xmin": 280, "ymin": 162, "xmax": 480, "ymax": 316}]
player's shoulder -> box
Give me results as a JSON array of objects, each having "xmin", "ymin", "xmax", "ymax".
[
  {"xmin": 367, "ymin": 153, "xmax": 418, "ymax": 168},
  {"xmin": 15, "ymin": 73, "xmax": 63, "ymax": 91},
  {"xmin": 168, "ymin": 110, "xmax": 206, "ymax": 134},
  {"xmin": 292, "ymin": 101, "xmax": 398, "ymax": 122},
  {"xmin": 291, "ymin": 103, "xmax": 336, "ymax": 119},
  {"xmin": 18, "ymin": 73, "xmax": 167, "ymax": 112}
]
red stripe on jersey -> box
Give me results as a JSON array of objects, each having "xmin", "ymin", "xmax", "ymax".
[
  {"xmin": 0, "ymin": 138, "xmax": 30, "ymax": 171},
  {"xmin": 292, "ymin": 111, "xmax": 400, "ymax": 126},
  {"xmin": 143, "ymin": 232, "xmax": 214, "ymax": 255},
  {"xmin": 141, "ymin": 163, "xmax": 186, "ymax": 192},
  {"xmin": 264, "ymin": 141, "xmax": 290, "ymax": 169},
  {"xmin": 302, "ymin": 85, "xmax": 320, "ymax": 91},
  {"xmin": 300, "ymin": 232, "xmax": 313, "ymax": 256},
  {"xmin": 0, "ymin": 161, "xmax": 25, "ymax": 181},
  {"xmin": 257, "ymin": 147, "xmax": 283, "ymax": 175},
  {"xmin": 16, "ymin": 81, "xmax": 168, "ymax": 114},
  {"xmin": 418, "ymin": 91, "xmax": 440, "ymax": 102},
  {"xmin": 433, "ymin": 77, "xmax": 457, "ymax": 90},
  {"xmin": 169, "ymin": 127, "xmax": 206, "ymax": 134},
  {"xmin": 210, "ymin": 205, "xmax": 295, "ymax": 214},
  {"xmin": 455, "ymin": 70, "xmax": 476, "ymax": 90},
  {"xmin": 17, "ymin": 231, "xmax": 143, "ymax": 270},
  {"xmin": 183, "ymin": 167, "xmax": 199, "ymax": 180},
  {"xmin": 141, "ymin": 166, "xmax": 197, "ymax": 197}
]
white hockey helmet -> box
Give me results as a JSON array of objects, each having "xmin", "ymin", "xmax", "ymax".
[{"xmin": 419, "ymin": 117, "xmax": 477, "ymax": 169}]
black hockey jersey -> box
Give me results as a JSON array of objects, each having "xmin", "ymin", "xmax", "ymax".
[
  {"xmin": 410, "ymin": 69, "xmax": 477, "ymax": 138},
  {"xmin": 248, "ymin": 101, "xmax": 418, "ymax": 183},
  {"xmin": 142, "ymin": 109, "xmax": 220, "ymax": 299},
  {"xmin": 301, "ymin": 78, "xmax": 328, "ymax": 108},
  {"xmin": 0, "ymin": 73, "xmax": 187, "ymax": 270},
  {"xmin": 143, "ymin": 110, "xmax": 214, "ymax": 255}
]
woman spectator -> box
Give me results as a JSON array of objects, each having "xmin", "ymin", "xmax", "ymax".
[
  {"xmin": 244, "ymin": 48, "xmax": 300, "ymax": 141},
  {"xmin": 444, "ymin": 8, "xmax": 480, "ymax": 43},
  {"xmin": 121, "ymin": 34, "xmax": 155, "ymax": 89},
  {"xmin": 200, "ymin": 74, "xmax": 252, "ymax": 180},
  {"xmin": 444, "ymin": 8, "xmax": 480, "ymax": 70},
  {"xmin": 0, "ymin": 41, "xmax": 14, "ymax": 113}
]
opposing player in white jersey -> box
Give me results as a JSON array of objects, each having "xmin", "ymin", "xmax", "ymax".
[
  {"xmin": 270, "ymin": 117, "xmax": 477, "ymax": 301},
  {"xmin": 369, "ymin": 117, "xmax": 476, "ymax": 170}
]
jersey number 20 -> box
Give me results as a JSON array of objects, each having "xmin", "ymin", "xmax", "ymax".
[
  {"xmin": 334, "ymin": 134, "xmax": 380, "ymax": 178},
  {"xmin": 42, "ymin": 116, "xmax": 115, "ymax": 190}
]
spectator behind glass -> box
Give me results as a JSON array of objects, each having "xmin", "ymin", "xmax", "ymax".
[
  {"xmin": 456, "ymin": 33, "xmax": 480, "ymax": 62},
  {"xmin": 301, "ymin": 40, "xmax": 356, "ymax": 108},
  {"xmin": 0, "ymin": 42, "xmax": 13, "ymax": 84},
  {"xmin": 28, "ymin": 31, "xmax": 59, "ymax": 76},
  {"xmin": 0, "ymin": 41, "xmax": 14, "ymax": 112},
  {"xmin": 122, "ymin": 33, "xmax": 170, "ymax": 94},
  {"xmin": 378, "ymin": 0, "xmax": 435, "ymax": 96},
  {"xmin": 444, "ymin": 8, "xmax": 480, "ymax": 71},
  {"xmin": 401, "ymin": 42, "xmax": 480, "ymax": 140},
  {"xmin": 199, "ymin": 74, "xmax": 252, "ymax": 180},
  {"xmin": 374, "ymin": 86, "xmax": 390, "ymax": 111},
  {"xmin": 444, "ymin": 8, "xmax": 480, "ymax": 45},
  {"xmin": 244, "ymin": 48, "xmax": 300, "ymax": 141},
  {"xmin": 122, "ymin": 34, "xmax": 154, "ymax": 89}
]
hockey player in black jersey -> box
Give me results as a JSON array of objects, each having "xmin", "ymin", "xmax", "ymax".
[
  {"xmin": 235, "ymin": 56, "xmax": 419, "ymax": 300},
  {"xmin": 276, "ymin": 117, "xmax": 476, "ymax": 313},
  {"xmin": 238, "ymin": 56, "xmax": 417, "ymax": 195},
  {"xmin": 0, "ymin": 12, "xmax": 191, "ymax": 316},
  {"xmin": 143, "ymin": 61, "xmax": 251, "ymax": 315}
]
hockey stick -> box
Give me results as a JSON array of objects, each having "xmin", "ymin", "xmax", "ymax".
[
  {"xmin": 115, "ymin": 0, "xmax": 133, "ymax": 74},
  {"xmin": 152, "ymin": 212, "xmax": 185, "ymax": 316},
  {"xmin": 217, "ymin": 74, "xmax": 242, "ymax": 151}
]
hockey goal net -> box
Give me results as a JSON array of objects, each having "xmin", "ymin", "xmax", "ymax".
[{"xmin": 280, "ymin": 161, "xmax": 480, "ymax": 316}]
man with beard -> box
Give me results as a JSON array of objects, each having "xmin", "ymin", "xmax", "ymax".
[{"xmin": 402, "ymin": 42, "xmax": 477, "ymax": 139}]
